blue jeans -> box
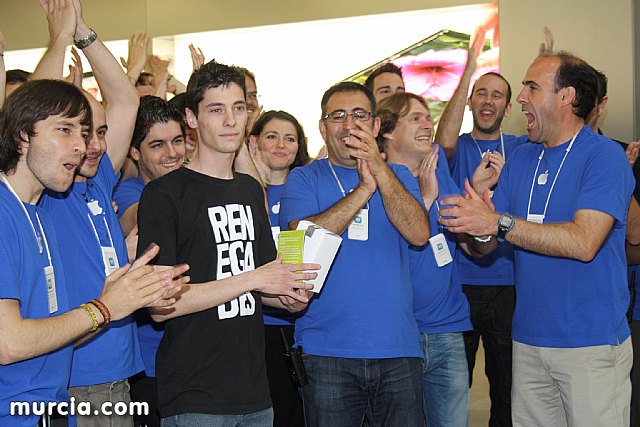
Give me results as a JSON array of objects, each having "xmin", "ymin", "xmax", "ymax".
[
  {"xmin": 160, "ymin": 408, "xmax": 273, "ymax": 427},
  {"xmin": 301, "ymin": 355, "xmax": 423, "ymax": 427},
  {"xmin": 420, "ymin": 332, "xmax": 469, "ymax": 427}
]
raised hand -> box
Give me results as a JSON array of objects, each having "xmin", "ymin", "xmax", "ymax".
[
  {"xmin": 538, "ymin": 26, "xmax": 554, "ymax": 56},
  {"xmin": 65, "ymin": 47, "xmax": 83, "ymax": 87},
  {"xmin": 120, "ymin": 33, "xmax": 148, "ymax": 82},
  {"xmin": 626, "ymin": 141, "xmax": 640, "ymax": 167},
  {"xmin": 471, "ymin": 151, "xmax": 504, "ymax": 195},
  {"xmin": 189, "ymin": 43, "xmax": 204, "ymax": 72},
  {"xmin": 417, "ymin": 145, "xmax": 439, "ymax": 210},
  {"xmin": 39, "ymin": 0, "xmax": 76, "ymax": 42}
]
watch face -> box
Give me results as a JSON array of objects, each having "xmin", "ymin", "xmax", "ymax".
[{"xmin": 499, "ymin": 214, "xmax": 513, "ymax": 229}]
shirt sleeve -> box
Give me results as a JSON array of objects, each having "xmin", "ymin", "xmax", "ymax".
[
  {"xmin": 279, "ymin": 167, "xmax": 321, "ymax": 231},
  {"xmin": 576, "ymin": 141, "xmax": 634, "ymax": 223},
  {"xmin": 113, "ymin": 180, "xmax": 142, "ymax": 220},
  {"xmin": 0, "ymin": 219, "xmax": 21, "ymax": 300},
  {"xmin": 137, "ymin": 183, "xmax": 179, "ymax": 265}
]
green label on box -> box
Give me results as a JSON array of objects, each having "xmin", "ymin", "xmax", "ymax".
[{"xmin": 277, "ymin": 230, "xmax": 305, "ymax": 264}]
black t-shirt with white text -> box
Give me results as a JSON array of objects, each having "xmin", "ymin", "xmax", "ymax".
[{"xmin": 137, "ymin": 168, "xmax": 275, "ymax": 417}]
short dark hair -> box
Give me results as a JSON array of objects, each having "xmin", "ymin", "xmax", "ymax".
[
  {"xmin": 6, "ymin": 69, "xmax": 31, "ymax": 85},
  {"xmin": 168, "ymin": 92, "xmax": 187, "ymax": 118},
  {"xmin": 249, "ymin": 110, "xmax": 310, "ymax": 169},
  {"xmin": 131, "ymin": 96, "xmax": 186, "ymax": 149},
  {"xmin": 593, "ymin": 68, "xmax": 608, "ymax": 104},
  {"xmin": 548, "ymin": 52, "xmax": 598, "ymax": 120},
  {"xmin": 376, "ymin": 92, "xmax": 429, "ymax": 153},
  {"xmin": 364, "ymin": 63, "xmax": 403, "ymax": 93},
  {"xmin": 471, "ymin": 72, "xmax": 512, "ymax": 104},
  {"xmin": 135, "ymin": 72, "xmax": 154, "ymax": 87},
  {"xmin": 320, "ymin": 81, "xmax": 376, "ymax": 118},
  {"xmin": 0, "ymin": 80, "xmax": 92, "ymax": 174},
  {"xmin": 186, "ymin": 60, "xmax": 246, "ymax": 117},
  {"xmin": 234, "ymin": 66, "xmax": 256, "ymax": 87}
]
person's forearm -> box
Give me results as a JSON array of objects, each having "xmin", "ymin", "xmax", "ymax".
[
  {"xmin": 506, "ymin": 213, "xmax": 613, "ymax": 262},
  {"xmin": 0, "ymin": 300, "xmax": 100, "ymax": 365},
  {"xmin": 150, "ymin": 275, "xmax": 252, "ymax": 322},
  {"xmin": 434, "ymin": 56, "xmax": 475, "ymax": 160},
  {"xmin": 76, "ymin": 23, "xmax": 138, "ymax": 107},
  {"xmin": 295, "ymin": 186, "xmax": 372, "ymax": 235},
  {"xmin": 31, "ymin": 35, "xmax": 70, "ymax": 80},
  {"xmin": 377, "ymin": 166, "xmax": 429, "ymax": 246}
]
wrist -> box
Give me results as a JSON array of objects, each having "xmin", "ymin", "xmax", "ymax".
[
  {"xmin": 496, "ymin": 213, "xmax": 515, "ymax": 242},
  {"xmin": 74, "ymin": 23, "xmax": 91, "ymax": 41},
  {"xmin": 87, "ymin": 302, "xmax": 104, "ymax": 325}
]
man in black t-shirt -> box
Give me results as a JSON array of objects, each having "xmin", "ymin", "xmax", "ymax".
[{"xmin": 137, "ymin": 61, "xmax": 318, "ymax": 426}]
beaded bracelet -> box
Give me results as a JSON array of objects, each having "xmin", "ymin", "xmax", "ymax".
[
  {"xmin": 80, "ymin": 303, "xmax": 99, "ymax": 332},
  {"xmin": 89, "ymin": 298, "xmax": 111, "ymax": 327}
]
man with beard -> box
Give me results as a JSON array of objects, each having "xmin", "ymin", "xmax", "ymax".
[
  {"xmin": 36, "ymin": 0, "xmax": 145, "ymax": 425},
  {"xmin": 0, "ymin": 79, "xmax": 187, "ymax": 427},
  {"xmin": 364, "ymin": 62, "xmax": 406, "ymax": 102},
  {"xmin": 435, "ymin": 32, "xmax": 528, "ymax": 427}
]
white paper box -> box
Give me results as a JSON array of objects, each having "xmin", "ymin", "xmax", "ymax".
[{"xmin": 296, "ymin": 220, "xmax": 342, "ymax": 293}]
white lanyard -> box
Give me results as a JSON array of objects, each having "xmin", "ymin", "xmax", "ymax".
[
  {"xmin": 434, "ymin": 200, "xmax": 444, "ymax": 234},
  {"xmin": 327, "ymin": 160, "xmax": 369, "ymax": 209},
  {"xmin": 470, "ymin": 132, "xmax": 505, "ymax": 160},
  {"xmin": 526, "ymin": 132, "xmax": 579, "ymax": 220},
  {"xmin": 86, "ymin": 213, "xmax": 115, "ymax": 248},
  {"xmin": 0, "ymin": 174, "xmax": 53, "ymax": 266},
  {"xmin": 82, "ymin": 182, "xmax": 115, "ymax": 248}
]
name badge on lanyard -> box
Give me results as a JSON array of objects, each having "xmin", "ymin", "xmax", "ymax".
[
  {"xmin": 348, "ymin": 208, "xmax": 369, "ymax": 241},
  {"xmin": 86, "ymin": 200, "xmax": 120, "ymax": 276},
  {"xmin": 45, "ymin": 265, "xmax": 58, "ymax": 313},
  {"xmin": 527, "ymin": 214, "xmax": 544, "ymax": 224},
  {"xmin": 429, "ymin": 232, "xmax": 453, "ymax": 266},
  {"xmin": 101, "ymin": 247, "xmax": 120, "ymax": 276}
]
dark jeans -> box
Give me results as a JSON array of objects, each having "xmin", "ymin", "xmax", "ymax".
[
  {"xmin": 264, "ymin": 325, "xmax": 304, "ymax": 427},
  {"xmin": 129, "ymin": 374, "xmax": 160, "ymax": 427},
  {"xmin": 301, "ymin": 355, "xmax": 423, "ymax": 427},
  {"xmin": 463, "ymin": 285, "xmax": 515, "ymax": 427}
]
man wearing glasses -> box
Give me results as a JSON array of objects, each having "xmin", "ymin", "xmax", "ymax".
[{"xmin": 279, "ymin": 81, "xmax": 430, "ymax": 426}]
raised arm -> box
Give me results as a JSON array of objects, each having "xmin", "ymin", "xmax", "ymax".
[
  {"xmin": 119, "ymin": 32, "xmax": 149, "ymax": 85},
  {"xmin": 71, "ymin": 0, "xmax": 139, "ymax": 171},
  {"xmin": 31, "ymin": 0, "xmax": 76, "ymax": 80},
  {"xmin": 434, "ymin": 29, "xmax": 485, "ymax": 160}
]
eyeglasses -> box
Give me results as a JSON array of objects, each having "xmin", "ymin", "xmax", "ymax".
[{"xmin": 322, "ymin": 110, "xmax": 373, "ymax": 123}]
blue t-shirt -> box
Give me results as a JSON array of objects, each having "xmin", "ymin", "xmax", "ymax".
[
  {"xmin": 112, "ymin": 173, "xmax": 163, "ymax": 377},
  {"xmin": 279, "ymin": 159, "xmax": 422, "ymax": 358},
  {"xmin": 410, "ymin": 148, "xmax": 472, "ymax": 334},
  {"xmin": 492, "ymin": 126, "xmax": 634, "ymax": 347},
  {"xmin": 448, "ymin": 133, "xmax": 529, "ymax": 286},
  {"xmin": 263, "ymin": 183, "xmax": 297, "ymax": 326},
  {"xmin": 39, "ymin": 153, "xmax": 143, "ymax": 386},
  {"xmin": 0, "ymin": 185, "xmax": 73, "ymax": 427},
  {"xmin": 112, "ymin": 173, "xmax": 144, "ymax": 219}
]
